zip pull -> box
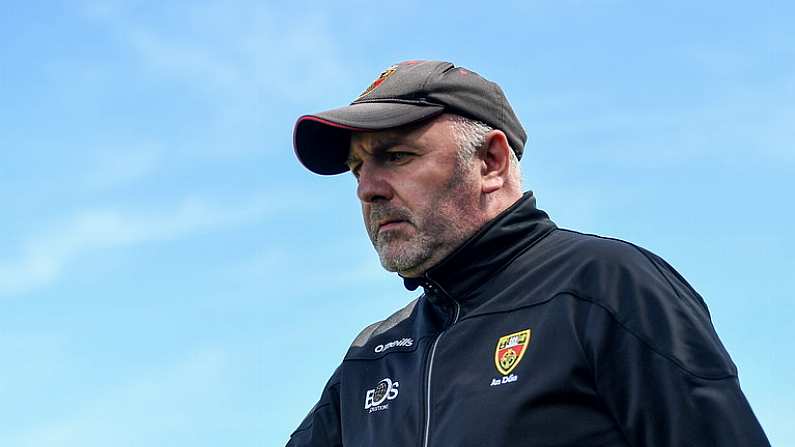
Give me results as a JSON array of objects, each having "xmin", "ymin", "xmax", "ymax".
[
  {"xmin": 420, "ymin": 274, "xmax": 444, "ymax": 295},
  {"xmin": 421, "ymin": 276, "xmax": 460, "ymax": 326}
]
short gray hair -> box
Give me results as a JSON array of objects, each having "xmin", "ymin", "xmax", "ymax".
[{"xmin": 447, "ymin": 114, "xmax": 521, "ymax": 172}]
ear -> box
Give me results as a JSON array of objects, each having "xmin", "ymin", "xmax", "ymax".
[{"xmin": 479, "ymin": 130, "xmax": 512, "ymax": 194}]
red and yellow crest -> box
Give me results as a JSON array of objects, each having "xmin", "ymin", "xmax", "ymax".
[
  {"xmin": 356, "ymin": 64, "xmax": 398, "ymax": 100},
  {"xmin": 494, "ymin": 329, "xmax": 531, "ymax": 375}
]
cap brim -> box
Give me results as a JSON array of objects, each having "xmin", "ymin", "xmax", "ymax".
[{"xmin": 293, "ymin": 101, "xmax": 445, "ymax": 175}]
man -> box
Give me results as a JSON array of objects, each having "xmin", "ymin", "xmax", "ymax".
[{"xmin": 288, "ymin": 60, "xmax": 769, "ymax": 446}]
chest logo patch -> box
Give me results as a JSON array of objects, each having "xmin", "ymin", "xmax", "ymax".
[
  {"xmin": 494, "ymin": 329, "xmax": 531, "ymax": 375},
  {"xmin": 364, "ymin": 377, "xmax": 400, "ymax": 413}
]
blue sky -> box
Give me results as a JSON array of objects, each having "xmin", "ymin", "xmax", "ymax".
[{"xmin": 1, "ymin": 1, "xmax": 792, "ymax": 445}]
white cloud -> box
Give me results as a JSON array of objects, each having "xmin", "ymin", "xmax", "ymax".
[
  {"xmin": 84, "ymin": 143, "xmax": 162, "ymax": 190},
  {"xmin": 0, "ymin": 333, "xmax": 69, "ymax": 398},
  {"xmin": 0, "ymin": 192, "xmax": 291, "ymax": 297},
  {"xmin": 124, "ymin": 25, "xmax": 244, "ymax": 91},
  {"xmin": 1, "ymin": 347, "xmax": 229, "ymax": 447},
  {"xmin": 222, "ymin": 234, "xmax": 395, "ymax": 293},
  {"xmin": 74, "ymin": 0, "xmax": 356, "ymax": 162},
  {"xmin": 79, "ymin": 0, "xmax": 353, "ymax": 103},
  {"xmin": 533, "ymin": 79, "xmax": 795, "ymax": 167}
]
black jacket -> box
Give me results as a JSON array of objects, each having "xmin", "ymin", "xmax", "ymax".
[{"xmin": 287, "ymin": 192, "xmax": 769, "ymax": 446}]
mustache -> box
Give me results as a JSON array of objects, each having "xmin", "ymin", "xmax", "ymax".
[{"xmin": 367, "ymin": 206, "xmax": 413, "ymax": 234}]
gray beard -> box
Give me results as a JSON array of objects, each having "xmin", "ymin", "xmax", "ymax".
[
  {"xmin": 369, "ymin": 193, "xmax": 477, "ymax": 275},
  {"xmin": 366, "ymin": 154, "xmax": 482, "ymax": 275},
  {"xmin": 373, "ymin": 223, "xmax": 440, "ymax": 274}
]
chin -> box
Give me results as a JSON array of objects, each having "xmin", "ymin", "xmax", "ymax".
[{"xmin": 381, "ymin": 256, "xmax": 430, "ymax": 277}]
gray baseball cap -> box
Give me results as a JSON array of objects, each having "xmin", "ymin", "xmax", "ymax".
[{"xmin": 293, "ymin": 60, "xmax": 527, "ymax": 175}]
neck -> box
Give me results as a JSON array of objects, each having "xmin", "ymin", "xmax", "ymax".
[
  {"xmin": 401, "ymin": 191, "xmax": 556, "ymax": 296},
  {"xmin": 481, "ymin": 187, "xmax": 524, "ymax": 223},
  {"xmin": 399, "ymin": 189, "xmax": 524, "ymax": 278}
]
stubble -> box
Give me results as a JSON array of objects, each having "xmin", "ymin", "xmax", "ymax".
[{"xmin": 367, "ymin": 159, "xmax": 482, "ymax": 276}]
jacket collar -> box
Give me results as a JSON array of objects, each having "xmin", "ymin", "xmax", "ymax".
[{"xmin": 402, "ymin": 191, "xmax": 556, "ymax": 301}]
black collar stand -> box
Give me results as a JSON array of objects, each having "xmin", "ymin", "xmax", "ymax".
[{"xmin": 402, "ymin": 191, "xmax": 556, "ymax": 303}]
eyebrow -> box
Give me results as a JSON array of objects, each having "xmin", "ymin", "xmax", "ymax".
[{"xmin": 346, "ymin": 136, "xmax": 408, "ymax": 167}]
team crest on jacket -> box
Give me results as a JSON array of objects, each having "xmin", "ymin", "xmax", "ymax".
[{"xmin": 494, "ymin": 329, "xmax": 531, "ymax": 375}]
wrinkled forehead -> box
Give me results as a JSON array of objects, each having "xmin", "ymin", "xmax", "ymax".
[
  {"xmin": 348, "ymin": 114, "xmax": 455, "ymax": 159},
  {"xmin": 349, "ymin": 130, "xmax": 407, "ymax": 156}
]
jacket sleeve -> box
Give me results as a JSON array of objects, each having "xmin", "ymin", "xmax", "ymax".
[
  {"xmin": 286, "ymin": 366, "xmax": 343, "ymax": 447},
  {"xmin": 578, "ymin": 243, "xmax": 770, "ymax": 446}
]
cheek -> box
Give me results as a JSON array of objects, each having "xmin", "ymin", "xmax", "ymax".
[
  {"xmin": 360, "ymin": 204, "xmax": 373, "ymax": 229},
  {"xmin": 403, "ymin": 170, "xmax": 456, "ymax": 198},
  {"xmin": 394, "ymin": 160, "xmax": 470, "ymax": 212}
]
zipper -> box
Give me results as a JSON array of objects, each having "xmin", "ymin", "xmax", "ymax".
[{"xmin": 421, "ymin": 280, "xmax": 460, "ymax": 447}]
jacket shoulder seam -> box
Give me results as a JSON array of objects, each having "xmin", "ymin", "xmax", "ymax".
[
  {"xmin": 288, "ymin": 379, "xmax": 339, "ymax": 437},
  {"xmin": 349, "ymin": 297, "xmax": 421, "ymax": 348},
  {"xmin": 557, "ymin": 229, "xmax": 690, "ymax": 304},
  {"xmin": 460, "ymin": 291, "xmax": 735, "ymax": 380},
  {"xmin": 565, "ymin": 290, "xmax": 737, "ymax": 381}
]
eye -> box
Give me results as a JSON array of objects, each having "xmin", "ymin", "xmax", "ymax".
[{"xmin": 386, "ymin": 151, "xmax": 411, "ymax": 163}]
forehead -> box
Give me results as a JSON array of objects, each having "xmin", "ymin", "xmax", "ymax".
[
  {"xmin": 349, "ymin": 129, "xmax": 408, "ymax": 154},
  {"xmin": 348, "ymin": 115, "xmax": 456, "ymax": 158}
]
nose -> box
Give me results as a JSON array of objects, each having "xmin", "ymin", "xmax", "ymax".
[{"xmin": 356, "ymin": 163, "xmax": 394, "ymax": 203}]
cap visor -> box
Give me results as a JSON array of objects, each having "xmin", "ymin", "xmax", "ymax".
[{"xmin": 293, "ymin": 101, "xmax": 444, "ymax": 175}]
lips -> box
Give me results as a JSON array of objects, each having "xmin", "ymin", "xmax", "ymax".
[
  {"xmin": 367, "ymin": 207, "xmax": 412, "ymax": 238},
  {"xmin": 378, "ymin": 219, "xmax": 407, "ymax": 231}
]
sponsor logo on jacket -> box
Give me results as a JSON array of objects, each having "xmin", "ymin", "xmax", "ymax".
[
  {"xmin": 364, "ymin": 377, "xmax": 400, "ymax": 413},
  {"xmin": 374, "ymin": 337, "xmax": 414, "ymax": 353}
]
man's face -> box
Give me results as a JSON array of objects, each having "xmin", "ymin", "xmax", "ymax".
[{"xmin": 347, "ymin": 115, "xmax": 485, "ymax": 277}]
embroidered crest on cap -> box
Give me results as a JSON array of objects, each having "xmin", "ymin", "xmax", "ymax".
[
  {"xmin": 494, "ymin": 329, "xmax": 531, "ymax": 375},
  {"xmin": 356, "ymin": 64, "xmax": 398, "ymax": 100}
]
